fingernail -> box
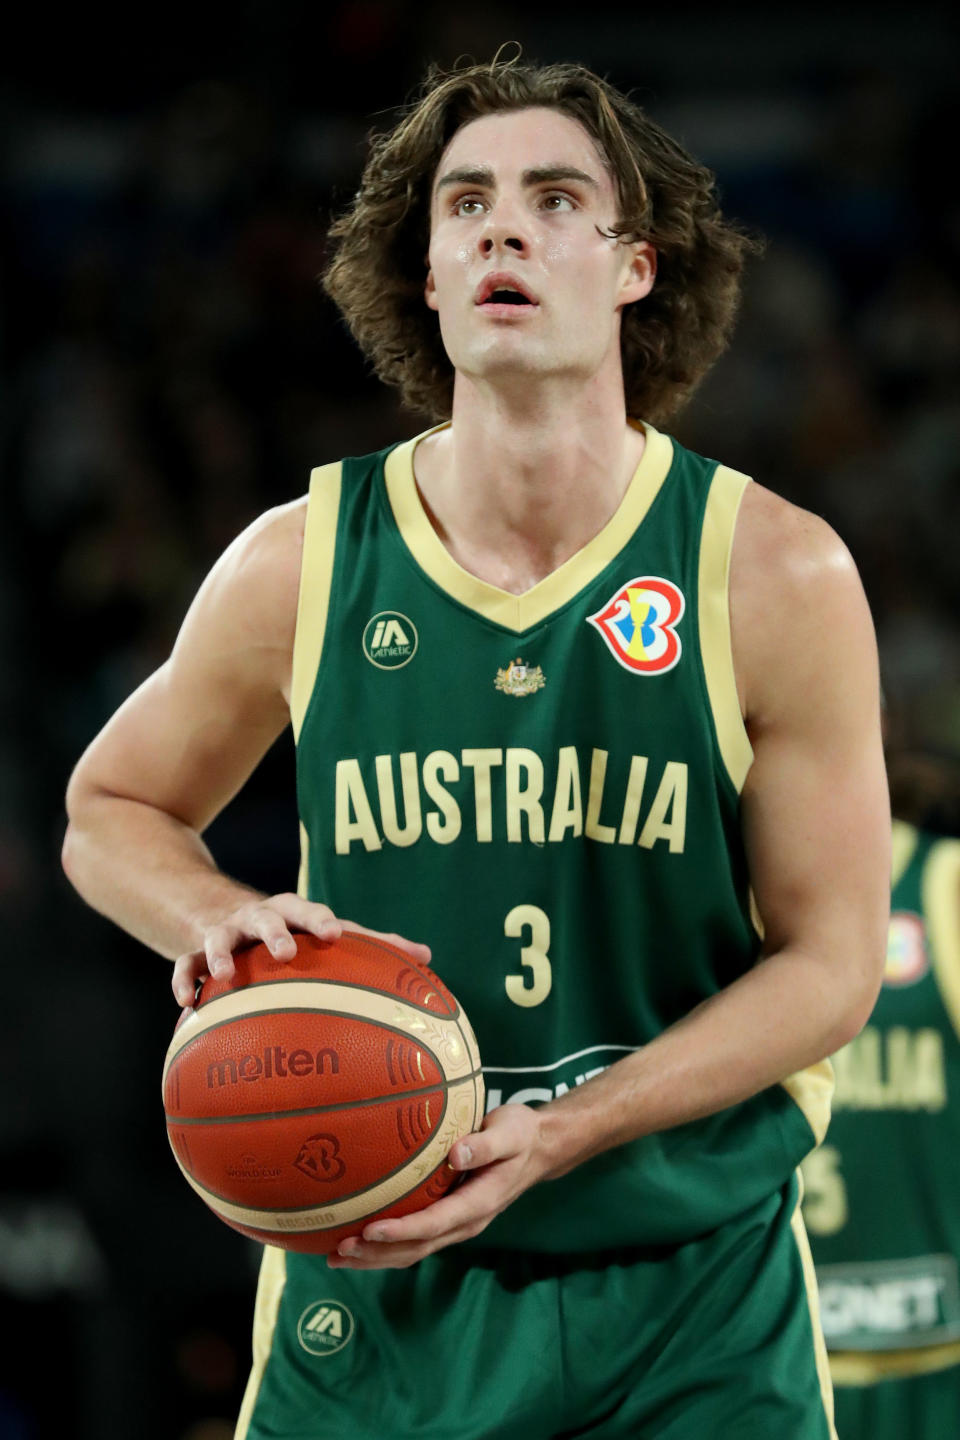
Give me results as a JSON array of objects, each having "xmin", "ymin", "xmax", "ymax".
[
  {"xmin": 368, "ymin": 1226, "xmax": 386, "ymax": 1243},
  {"xmin": 339, "ymin": 1239, "xmax": 361, "ymax": 1257},
  {"xmin": 454, "ymin": 1144, "xmax": 473, "ymax": 1169}
]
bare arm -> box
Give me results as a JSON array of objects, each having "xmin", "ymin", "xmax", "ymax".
[
  {"xmin": 63, "ymin": 501, "xmax": 305, "ymax": 953},
  {"xmin": 332, "ymin": 484, "xmax": 891, "ymax": 1268},
  {"xmin": 62, "ymin": 500, "xmax": 429, "ymax": 996}
]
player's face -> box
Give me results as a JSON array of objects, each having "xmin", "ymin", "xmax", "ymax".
[{"xmin": 425, "ymin": 107, "xmax": 655, "ymax": 393}]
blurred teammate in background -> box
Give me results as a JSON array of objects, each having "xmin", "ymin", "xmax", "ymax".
[
  {"xmin": 803, "ymin": 754, "xmax": 960, "ymax": 1438},
  {"xmin": 62, "ymin": 55, "xmax": 890, "ymax": 1439}
]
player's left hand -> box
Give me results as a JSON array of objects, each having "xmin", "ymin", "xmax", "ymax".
[{"xmin": 326, "ymin": 1103, "xmax": 546, "ymax": 1270}]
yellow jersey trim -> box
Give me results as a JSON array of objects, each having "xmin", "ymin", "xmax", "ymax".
[
  {"xmin": 830, "ymin": 1338, "xmax": 960, "ymax": 1385},
  {"xmin": 234, "ymin": 1246, "xmax": 288, "ymax": 1439},
  {"xmin": 925, "ymin": 835, "xmax": 960, "ymax": 1041},
  {"xmin": 791, "ymin": 1186, "xmax": 838, "ymax": 1439},
  {"xmin": 890, "ymin": 818, "xmax": 919, "ymax": 888},
  {"xmin": 698, "ymin": 464, "xmax": 753, "ymax": 794},
  {"xmin": 383, "ymin": 422, "xmax": 676, "ymax": 633},
  {"xmin": 297, "ymin": 820, "xmax": 310, "ymax": 901},
  {"xmin": 782, "ymin": 1057, "xmax": 835, "ymax": 1146},
  {"xmin": 290, "ymin": 462, "xmax": 342, "ymax": 742}
]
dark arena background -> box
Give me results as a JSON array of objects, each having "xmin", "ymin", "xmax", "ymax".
[{"xmin": 2, "ymin": 2, "xmax": 959, "ymax": 1435}]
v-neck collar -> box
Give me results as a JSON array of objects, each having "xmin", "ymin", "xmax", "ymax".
[{"xmin": 382, "ymin": 421, "xmax": 675, "ymax": 634}]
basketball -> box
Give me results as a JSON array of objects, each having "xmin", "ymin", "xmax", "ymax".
[{"xmin": 161, "ymin": 931, "xmax": 485, "ymax": 1253}]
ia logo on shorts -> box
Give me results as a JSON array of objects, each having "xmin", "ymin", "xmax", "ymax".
[
  {"xmin": 298, "ymin": 1299, "xmax": 356, "ymax": 1356},
  {"xmin": 587, "ymin": 576, "xmax": 685, "ymax": 675},
  {"xmin": 363, "ymin": 611, "xmax": 418, "ymax": 669}
]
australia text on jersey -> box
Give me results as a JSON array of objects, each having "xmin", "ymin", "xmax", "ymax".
[{"xmin": 332, "ymin": 745, "xmax": 688, "ymax": 855}]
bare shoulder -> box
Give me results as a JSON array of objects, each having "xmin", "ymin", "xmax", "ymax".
[
  {"xmin": 730, "ymin": 481, "xmax": 878, "ymax": 731},
  {"xmin": 732, "ymin": 481, "xmax": 857, "ymax": 591},
  {"xmin": 207, "ymin": 496, "xmax": 307, "ymax": 623},
  {"xmin": 174, "ymin": 497, "xmax": 309, "ymax": 667}
]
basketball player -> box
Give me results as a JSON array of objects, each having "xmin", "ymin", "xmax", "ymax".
[
  {"xmin": 802, "ymin": 814, "xmax": 960, "ymax": 1437},
  {"xmin": 62, "ymin": 57, "xmax": 890, "ymax": 1438}
]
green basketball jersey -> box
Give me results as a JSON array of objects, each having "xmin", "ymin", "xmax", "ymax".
[
  {"xmin": 290, "ymin": 422, "xmax": 830, "ymax": 1254},
  {"xmin": 803, "ymin": 821, "xmax": 960, "ymax": 1372}
]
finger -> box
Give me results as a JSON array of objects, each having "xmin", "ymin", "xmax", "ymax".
[
  {"xmin": 203, "ymin": 924, "xmax": 243, "ymax": 978},
  {"xmin": 340, "ymin": 920, "xmax": 431, "ymax": 966},
  {"xmin": 361, "ymin": 1170, "xmax": 501, "ymax": 1249},
  {"xmin": 172, "ymin": 951, "xmax": 211, "ymax": 1007},
  {"xmin": 446, "ymin": 1108, "xmax": 526, "ymax": 1173},
  {"xmin": 247, "ymin": 907, "xmax": 301, "ymax": 960},
  {"xmin": 269, "ymin": 894, "xmax": 343, "ymax": 945},
  {"xmin": 269, "ymin": 897, "xmax": 431, "ymax": 964},
  {"xmin": 205, "ymin": 905, "xmax": 299, "ymax": 969},
  {"xmin": 328, "ymin": 1222, "xmax": 482, "ymax": 1271}
]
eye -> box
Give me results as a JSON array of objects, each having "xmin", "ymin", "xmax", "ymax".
[
  {"xmin": 452, "ymin": 195, "xmax": 486, "ymax": 217},
  {"xmin": 541, "ymin": 193, "xmax": 576, "ymax": 212}
]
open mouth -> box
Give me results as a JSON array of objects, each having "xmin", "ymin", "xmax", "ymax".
[
  {"xmin": 484, "ymin": 289, "xmax": 534, "ymax": 306},
  {"xmin": 475, "ymin": 275, "xmax": 539, "ymax": 308}
]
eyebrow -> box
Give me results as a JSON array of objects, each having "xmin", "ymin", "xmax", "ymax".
[{"xmin": 435, "ymin": 164, "xmax": 600, "ymax": 193}]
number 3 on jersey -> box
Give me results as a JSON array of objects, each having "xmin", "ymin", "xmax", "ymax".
[{"xmin": 504, "ymin": 905, "xmax": 553, "ymax": 1007}]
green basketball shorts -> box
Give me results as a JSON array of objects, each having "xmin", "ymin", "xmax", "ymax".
[
  {"xmin": 237, "ymin": 1174, "xmax": 834, "ymax": 1439},
  {"xmin": 832, "ymin": 1365, "xmax": 960, "ymax": 1440}
]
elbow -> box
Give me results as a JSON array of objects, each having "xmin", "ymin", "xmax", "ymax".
[
  {"xmin": 61, "ymin": 820, "xmax": 80, "ymax": 888},
  {"xmin": 830, "ymin": 939, "xmax": 886, "ymax": 1052},
  {"xmin": 61, "ymin": 768, "xmax": 96, "ymax": 893}
]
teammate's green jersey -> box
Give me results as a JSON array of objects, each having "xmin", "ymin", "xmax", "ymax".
[
  {"xmin": 290, "ymin": 422, "xmax": 830, "ymax": 1253},
  {"xmin": 803, "ymin": 821, "xmax": 960, "ymax": 1376}
]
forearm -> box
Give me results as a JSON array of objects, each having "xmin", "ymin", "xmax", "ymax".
[
  {"xmin": 62, "ymin": 792, "xmax": 262, "ymax": 959},
  {"xmin": 536, "ymin": 941, "xmax": 876, "ymax": 1179}
]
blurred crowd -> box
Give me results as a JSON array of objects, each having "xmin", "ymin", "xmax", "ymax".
[{"xmin": 2, "ymin": 6, "xmax": 959, "ymax": 1435}]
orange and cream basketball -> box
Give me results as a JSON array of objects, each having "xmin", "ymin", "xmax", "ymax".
[{"xmin": 161, "ymin": 932, "xmax": 484, "ymax": 1253}]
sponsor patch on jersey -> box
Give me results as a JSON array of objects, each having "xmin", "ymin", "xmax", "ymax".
[
  {"xmin": 297, "ymin": 1300, "xmax": 356, "ymax": 1356},
  {"xmin": 587, "ymin": 577, "xmax": 685, "ymax": 674},
  {"xmin": 883, "ymin": 911, "xmax": 929, "ymax": 987},
  {"xmin": 362, "ymin": 611, "xmax": 418, "ymax": 669},
  {"xmin": 494, "ymin": 657, "xmax": 545, "ymax": 696}
]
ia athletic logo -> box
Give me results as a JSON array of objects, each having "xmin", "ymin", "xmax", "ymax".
[
  {"xmin": 587, "ymin": 576, "xmax": 685, "ymax": 675},
  {"xmin": 297, "ymin": 1300, "xmax": 356, "ymax": 1357},
  {"xmin": 363, "ymin": 611, "xmax": 418, "ymax": 669}
]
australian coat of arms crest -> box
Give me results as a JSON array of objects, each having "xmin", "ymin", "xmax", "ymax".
[{"xmin": 495, "ymin": 658, "xmax": 546, "ymax": 697}]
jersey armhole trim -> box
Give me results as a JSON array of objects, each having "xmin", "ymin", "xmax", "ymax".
[
  {"xmin": 297, "ymin": 820, "xmax": 311, "ymax": 902},
  {"xmin": 890, "ymin": 819, "xmax": 919, "ymax": 888},
  {"xmin": 698, "ymin": 464, "xmax": 754, "ymax": 794},
  {"xmin": 290, "ymin": 461, "xmax": 343, "ymax": 742},
  {"xmin": 234, "ymin": 1246, "xmax": 288, "ymax": 1440},
  {"xmin": 781, "ymin": 1056, "xmax": 834, "ymax": 1146},
  {"xmin": 924, "ymin": 837, "xmax": 960, "ymax": 1041}
]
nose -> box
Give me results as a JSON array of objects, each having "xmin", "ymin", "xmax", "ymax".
[{"xmin": 478, "ymin": 197, "xmax": 529, "ymax": 258}]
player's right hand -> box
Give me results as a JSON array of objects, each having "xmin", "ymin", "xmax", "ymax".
[{"xmin": 171, "ymin": 892, "xmax": 431, "ymax": 1007}]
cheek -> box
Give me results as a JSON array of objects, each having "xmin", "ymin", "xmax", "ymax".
[
  {"xmin": 542, "ymin": 233, "xmax": 572, "ymax": 268},
  {"xmin": 427, "ymin": 240, "xmax": 474, "ymax": 302}
]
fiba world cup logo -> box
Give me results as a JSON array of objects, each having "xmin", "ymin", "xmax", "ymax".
[{"xmin": 587, "ymin": 576, "xmax": 685, "ymax": 674}]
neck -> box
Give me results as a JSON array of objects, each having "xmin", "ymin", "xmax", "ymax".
[{"xmin": 414, "ymin": 370, "xmax": 646, "ymax": 594}]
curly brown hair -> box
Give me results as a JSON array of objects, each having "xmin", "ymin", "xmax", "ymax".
[{"xmin": 323, "ymin": 54, "xmax": 761, "ymax": 424}]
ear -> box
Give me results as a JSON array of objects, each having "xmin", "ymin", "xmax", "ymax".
[
  {"xmin": 424, "ymin": 264, "xmax": 439, "ymax": 313},
  {"xmin": 618, "ymin": 240, "xmax": 657, "ymax": 307}
]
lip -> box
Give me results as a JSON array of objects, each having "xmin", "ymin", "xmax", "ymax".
[{"xmin": 474, "ymin": 272, "xmax": 539, "ymax": 307}]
